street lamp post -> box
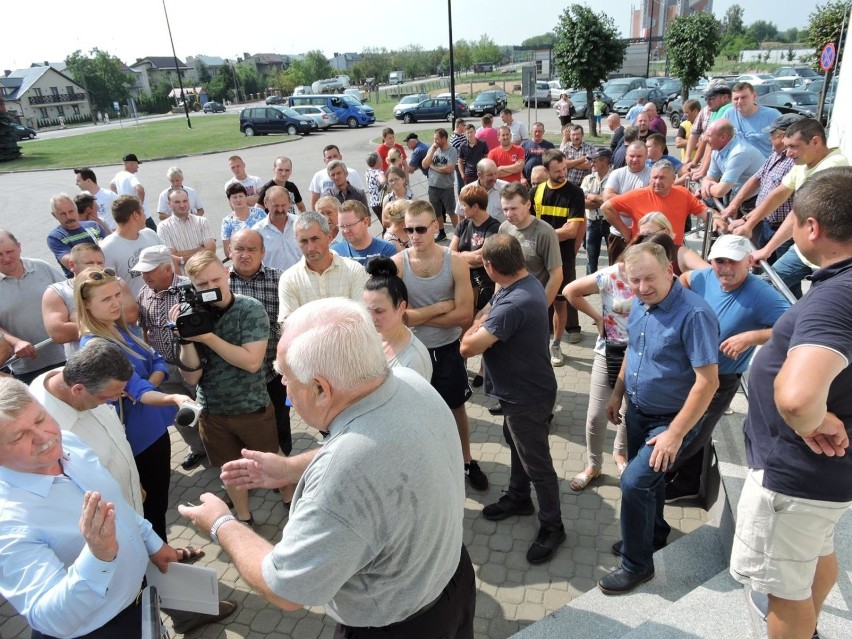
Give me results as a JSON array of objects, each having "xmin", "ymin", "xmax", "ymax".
[
  {"xmin": 448, "ymin": 0, "xmax": 456, "ymax": 123},
  {"xmin": 162, "ymin": 0, "xmax": 192, "ymax": 129}
]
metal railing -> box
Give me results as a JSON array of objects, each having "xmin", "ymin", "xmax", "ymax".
[{"xmin": 28, "ymin": 92, "xmax": 87, "ymax": 105}]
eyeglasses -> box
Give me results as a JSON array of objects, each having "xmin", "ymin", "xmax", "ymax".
[
  {"xmin": 338, "ymin": 219, "xmax": 367, "ymax": 231},
  {"xmin": 85, "ymin": 268, "xmax": 117, "ymax": 280},
  {"xmin": 403, "ymin": 225, "xmax": 432, "ymax": 235}
]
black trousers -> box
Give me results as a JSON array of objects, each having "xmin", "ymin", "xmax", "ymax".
[
  {"xmin": 134, "ymin": 431, "xmax": 171, "ymax": 541},
  {"xmin": 267, "ymin": 373, "xmax": 292, "ymax": 455},
  {"xmin": 31, "ymin": 596, "xmax": 142, "ymax": 639},
  {"xmin": 334, "ymin": 545, "xmax": 475, "ymax": 639}
]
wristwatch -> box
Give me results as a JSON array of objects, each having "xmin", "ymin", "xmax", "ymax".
[{"xmin": 210, "ymin": 514, "xmax": 237, "ymax": 544}]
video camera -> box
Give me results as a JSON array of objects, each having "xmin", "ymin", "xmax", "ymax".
[{"xmin": 169, "ymin": 283, "xmax": 222, "ymax": 338}]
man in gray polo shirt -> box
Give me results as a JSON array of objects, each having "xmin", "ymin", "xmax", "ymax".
[{"xmin": 424, "ymin": 127, "xmax": 459, "ymax": 241}]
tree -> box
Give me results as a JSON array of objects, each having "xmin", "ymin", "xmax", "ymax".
[
  {"xmin": 553, "ymin": 4, "xmax": 626, "ymax": 136},
  {"xmin": 195, "ymin": 59, "xmax": 212, "ymax": 84},
  {"xmin": 351, "ymin": 48, "xmax": 392, "ymax": 84},
  {"xmin": 471, "ymin": 34, "xmax": 501, "ymax": 65},
  {"xmin": 746, "ymin": 20, "xmax": 779, "ymax": 43},
  {"xmin": 236, "ymin": 65, "xmax": 262, "ymax": 96},
  {"xmin": 453, "ymin": 40, "xmax": 473, "ymax": 74},
  {"xmin": 665, "ymin": 12, "xmax": 721, "ymax": 99},
  {"xmin": 722, "ymin": 4, "xmax": 745, "ymax": 37},
  {"xmin": 804, "ymin": 1, "xmax": 850, "ymax": 68},
  {"xmin": 720, "ymin": 33, "xmax": 759, "ymax": 61},
  {"xmin": 522, "ymin": 33, "xmax": 557, "ymax": 47},
  {"xmin": 65, "ymin": 49, "xmax": 135, "ymax": 114}
]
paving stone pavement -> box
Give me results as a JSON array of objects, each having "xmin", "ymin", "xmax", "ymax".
[{"xmin": 0, "ymin": 305, "xmax": 707, "ymax": 639}]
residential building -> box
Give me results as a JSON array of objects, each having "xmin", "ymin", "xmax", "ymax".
[
  {"xmin": 129, "ymin": 56, "xmax": 196, "ymax": 96},
  {"xmin": 0, "ymin": 65, "xmax": 91, "ymax": 128}
]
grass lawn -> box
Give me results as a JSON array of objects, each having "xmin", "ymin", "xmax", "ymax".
[{"xmin": 0, "ymin": 114, "xmax": 295, "ymax": 173}]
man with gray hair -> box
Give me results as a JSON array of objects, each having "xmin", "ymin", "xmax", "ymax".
[
  {"xmin": 699, "ymin": 119, "xmax": 765, "ymax": 203},
  {"xmin": 180, "ymin": 297, "xmax": 475, "ymax": 637},
  {"xmin": 46, "ymin": 193, "xmax": 104, "ymax": 277},
  {"xmin": 322, "ymin": 159, "xmax": 369, "ymax": 208},
  {"xmin": 252, "ymin": 186, "xmax": 301, "ymax": 271},
  {"xmin": 156, "ymin": 166, "xmax": 205, "ymax": 219},
  {"xmin": 278, "ymin": 212, "xmax": 368, "ymax": 322},
  {"xmin": 455, "ymin": 158, "xmax": 508, "ymax": 223}
]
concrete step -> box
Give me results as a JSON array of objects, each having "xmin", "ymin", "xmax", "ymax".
[{"xmin": 513, "ymin": 523, "xmax": 726, "ymax": 639}]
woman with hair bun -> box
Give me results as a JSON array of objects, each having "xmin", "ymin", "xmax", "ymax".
[{"xmin": 363, "ymin": 256, "xmax": 432, "ymax": 380}]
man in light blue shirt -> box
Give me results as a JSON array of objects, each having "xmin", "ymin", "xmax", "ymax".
[
  {"xmin": 701, "ymin": 119, "xmax": 766, "ymax": 203},
  {"xmin": 725, "ymin": 82, "xmax": 781, "ymax": 158},
  {"xmin": 331, "ymin": 200, "xmax": 396, "ymax": 267}
]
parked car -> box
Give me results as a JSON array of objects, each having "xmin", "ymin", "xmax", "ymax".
[
  {"xmin": 567, "ymin": 91, "xmax": 614, "ymax": 119},
  {"xmin": 774, "ymin": 77, "xmax": 806, "ymax": 91},
  {"xmin": 773, "ymin": 66, "xmax": 820, "ymax": 86},
  {"xmin": 202, "ymin": 101, "xmax": 225, "ymax": 113},
  {"xmin": 469, "ymin": 90, "xmax": 508, "ymax": 116},
  {"xmin": 392, "ymin": 93, "xmax": 429, "ymax": 118},
  {"xmin": 265, "ymin": 95, "xmax": 286, "ymax": 105},
  {"xmin": 288, "ymin": 94, "xmax": 375, "ymax": 128},
  {"xmin": 394, "ymin": 97, "xmax": 469, "ymax": 123},
  {"xmin": 667, "ymin": 91, "xmax": 706, "ymax": 127},
  {"xmin": 239, "ymin": 106, "xmax": 317, "ymax": 136},
  {"xmin": 548, "ymin": 80, "xmax": 566, "ymax": 101},
  {"xmin": 752, "ymin": 82, "xmax": 781, "ymax": 96},
  {"xmin": 436, "ymin": 92, "xmax": 467, "ymax": 103},
  {"xmin": 344, "ymin": 87, "xmax": 367, "ymax": 101},
  {"xmin": 602, "ymin": 77, "xmax": 648, "ymax": 101},
  {"xmin": 522, "ymin": 81, "xmax": 552, "ymax": 107},
  {"xmin": 291, "ymin": 105, "xmax": 339, "ymax": 130},
  {"xmin": 10, "ymin": 123, "xmax": 37, "ymax": 139},
  {"xmin": 757, "ymin": 91, "xmax": 825, "ymax": 124},
  {"xmin": 735, "ymin": 74, "xmax": 777, "ymax": 85},
  {"xmin": 613, "ymin": 87, "xmax": 666, "ymax": 115}
]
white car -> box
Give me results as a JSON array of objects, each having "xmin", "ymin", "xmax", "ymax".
[
  {"xmin": 736, "ymin": 74, "xmax": 777, "ymax": 85},
  {"xmin": 291, "ymin": 105, "xmax": 339, "ymax": 130},
  {"xmin": 436, "ymin": 92, "xmax": 467, "ymax": 103},
  {"xmin": 392, "ymin": 93, "xmax": 429, "ymax": 118}
]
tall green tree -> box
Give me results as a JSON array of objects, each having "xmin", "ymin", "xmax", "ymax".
[
  {"xmin": 552, "ymin": 4, "xmax": 626, "ymax": 136},
  {"xmin": 471, "ymin": 34, "xmax": 501, "ymax": 64},
  {"xmin": 746, "ymin": 20, "xmax": 779, "ymax": 43},
  {"xmin": 195, "ymin": 59, "xmax": 212, "ymax": 84},
  {"xmin": 351, "ymin": 48, "xmax": 392, "ymax": 83},
  {"xmin": 665, "ymin": 12, "xmax": 721, "ymax": 99},
  {"xmin": 804, "ymin": 1, "xmax": 850, "ymax": 67},
  {"xmin": 522, "ymin": 33, "xmax": 557, "ymax": 47},
  {"xmin": 722, "ymin": 4, "xmax": 746, "ymax": 37},
  {"xmin": 65, "ymin": 49, "xmax": 134, "ymax": 113},
  {"xmin": 453, "ymin": 40, "xmax": 473, "ymax": 74}
]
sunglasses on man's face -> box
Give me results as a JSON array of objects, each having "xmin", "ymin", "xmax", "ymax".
[{"xmin": 403, "ymin": 225, "xmax": 432, "ymax": 235}]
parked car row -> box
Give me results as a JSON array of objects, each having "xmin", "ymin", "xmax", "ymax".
[{"xmin": 394, "ymin": 97, "xmax": 469, "ymax": 123}]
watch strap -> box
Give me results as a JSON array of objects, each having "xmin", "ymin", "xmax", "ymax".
[{"xmin": 210, "ymin": 514, "xmax": 237, "ymax": 544}]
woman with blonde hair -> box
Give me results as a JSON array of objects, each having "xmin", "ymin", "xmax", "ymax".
[
  {"xmin": 75, "ymin": 267, "xmax": 193, "ymax": 546},
  {"xmin": 636, "ymin": 211, "xmax": 709, "ymax": 274},
  {"xmin": 383, "ymin": 199, "xmax": 411, "ymax": 251}
]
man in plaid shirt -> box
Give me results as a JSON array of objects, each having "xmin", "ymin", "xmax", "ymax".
[{"xmin": 561, "ymin": 125, "xmax": 595, "ymax": 186}]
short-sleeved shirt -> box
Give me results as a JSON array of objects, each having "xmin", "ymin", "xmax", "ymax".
[
  {"xmin": 427, "ymin": 145, "xmax": 458, "ymax": 190},
  {"xmin": 593, "ymin": 264, "xmax": 634, "ymax": 355},
  {"xmin": 709, "ymin": 102, "xmax": 733, "ymax": 122},
  {"xmin": 624, "ymin": 279, "xmax": 719, "ymax": 414},
  {"xmin": 454, "ymin": 215, "xmax": 501, "ymax": 285},
  {"xmin": 257, "ymin": 180, "xmax": 304, "ymax": 215},
  {"xmin": 607, "ymin": 185, "xmax": 706, "ymax": 245},
  {"xmin": 46, "ymin": 222, "xmax": 103, "ymax": 277},
  {"xmin": 454, "ymin": 179, "xmax": 508, "ymax": 223},
  {"xmin": 458, "ymin": 140, "xmax": 490, "ymax": 182},
  {"xmin": 646, "ymin": 155, "xmax": 683, "ymax": 172},
  {"xmin": 506, "ymin": 120, "xmax": 527, "ymax": 143},
  {"xmin": 475, "ymin": 127, "xmax": 500, "ymax": 151},
  {"xmin": 156, "ymin": 214, "xmax": 215, "ymax": 252},
  {"xmin": 581, "ymin": 169, "xmax": 611, "ymax": 221},
  {"xmin": 331, "ymin": 237, "xmax": 397, "ymax": 267},
  {"xmin": 100, "ymin": 229, "xmax": 163, "ymax": 298},
  {"xmin": 722, "ymin": 105, "xmax": 781, "ymax": 157},
  {"xmin": 532, "ymin": 179, "xmax": 586, "ymax": 266},
  {"xmin": 561, "ymin": 141, "xmax": 595, "ymax": 186},
  {"xmin": 678, "ymin": 120, "xmax": 694, "ymax": 162},
  {"xmin": 753, "ymin": 151, "xmax": 795, "ymax": 226},
  {"xmin": 744, "ymin": 257, "xmax": 852, "ymax": 502},
  {"xmin": 408, "ymin": 141, "xmax": 430, "ymax": 176},
  {"xmin": 136, "ymin": 273, "xmax": 189, "ymax": 364},
  {"xmin": 252, "ymin": 215, "xmax": 302, "ymax": 272},
  {"xmin": 196, "ymin": 295, "xmax": 270, "ymax": 415},
  {"xmin": 708, "ymin": 136, "xmax": 766, "ymax": 195},
  {"xmin": 521, "ymin": 139, "xmax": 555, "ymax": 181},
  {"xmin": 688, "ymin": 269, "xmax": 790, "ymax": 374},
  {"xmin": 229, "ymin": 266, "xmax": 283, "ymax": 383},
  {"xmin": 92, "ymin": 189, "xmax": 118, "ymax": 230},
  {"xmin": 225, "ymin": 175, "xmax": 264, "ymax": 201},
  {"xmin": 309, "ymin": 168, "xmax": 365, "ymax": 197},
  {"xmin": 782, "ymin": 149, "xmax": 848, "ymax": 192},
  {"xmin": 483, "ymin": 274, "xmax": 557, "ymax": 404},
  {"xmin": 498, "ymin": 218, "xmax": 561, "ymax": 287},
  {"xmin": 377, "ymin": 143, "xmax": 407, "ymax": 172},
  {"xmin": 221, "ymin": 208, "xmax": 267, "ymax": 243},
  {"xmin": 648, "ymin": 115, "xmax": 667, "ymax": 137},
  {"xmin": 323, "ymin": 184, "xmax": 369, "ymax": 209},
  {"xmin": 488, "ymin": 145, "xmax": 525, "ymax": 183},
  {"xmin": 156, "ymin": 185, "xmax": 204, "ymax": 217},
  {"xmin": 277, "ymin": 254, "xmax": 369, "ymax": 322}
]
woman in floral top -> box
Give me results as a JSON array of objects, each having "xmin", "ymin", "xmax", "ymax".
[
  {"xmin": 364, "ymin": 151, "xmax": 386, "ymax": 223},
  {"xmin": 221, "ymin": 182, "xmax": 267, "ymax": 257},
  {"xmin": 563, "ymin": 259, "xmax": 633, "ymax": 490}
]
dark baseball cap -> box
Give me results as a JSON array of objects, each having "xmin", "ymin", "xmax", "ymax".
[
  {"xmin": 403, "ymin": 133, "xmax": 419, "ymax": 142},
  {"xmin": 704, "ymin": 83, "xmax": 732, "ymax": 99},
  {"xmin": 123, "ymin": 153, "xmax": 140, "ymax": 163},
  {"xmin": 590, "ymin": 148, "xmax": 612, "ymax": 160},
  {"xmin": 763, "ymin": 113, "xmax": 806, "ymax": 134}
]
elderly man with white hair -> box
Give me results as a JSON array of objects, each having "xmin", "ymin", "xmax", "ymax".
[
  {"xmin": 180, "ymin": 297, "xmax": 475, "ymax": 638},
  {"xmin": 156, "ymin": 166, "xmax": 205, "ymax": 219}
]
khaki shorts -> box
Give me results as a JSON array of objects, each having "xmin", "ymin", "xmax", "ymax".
[
  {"xmin": 730, "ymin": 469, "xmax": 851, "ymax": 600},
  {"xmin": 199, "ymin": 403, "xmax": 279, "ymax": 467}
]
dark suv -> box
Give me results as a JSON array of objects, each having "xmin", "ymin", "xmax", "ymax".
[
  {"xmin": 469, "ymin": 90, "xmax": 508, "ymax": 116},
  {"xmin": 239, "ymin": 106, "xmax": 317, "ymax": 136}
]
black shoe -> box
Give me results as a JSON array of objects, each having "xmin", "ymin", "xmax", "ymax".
[
  {"xmin": 172, "ymin": 600, "xmax": 238, "ymax": 634},
  {"xmin": 435, "ymin": 229, "xmax": 447, "ymax": 242},
  {"xmin": 488, "ymin": 403, "xmax": 503, "ymax": 416},
  {"xmin": 180, "ymin": 451, "xmax": 206, "ymax": 471},
  {"xmin": 611, "ymin": 539, "xmax": 666, "ymax": 558},
  {"xmin": 527, "ymin": 526, "xmax": 566, "ymax": 564},
  {"xmin": 482, "ymin": 494, "xmax": 535, "ymax": 521},
  {"xmin": 471, "ymin": 374, "xmax": 484, "ymax": 388},
  {"xmin": 665, "ymin": 480, "xmax": 700, "ymax": 504},
  {"xmin": 465, "ymin": 460, "xmax": 489, "ymax": 490},
  {"xmin": 598, "ymin": 567, "xmax": 655, "ymax": 595}
]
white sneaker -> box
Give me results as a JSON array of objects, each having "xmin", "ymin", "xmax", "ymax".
[{"xmin": 550, "ymin": 340, "xmax": 564, "ymax": 367}]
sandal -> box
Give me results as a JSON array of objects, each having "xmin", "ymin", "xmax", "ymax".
[
  {"xmin": 570, "ymin": 468, "xmax": 601, "ymax": 492},
  {"xmin": 614, "ymin": 456, "xmax": 628, "ymax": 476},
  {"xmin": 176, "ymin": 545, "xmax": 205, "ymax": 564}
]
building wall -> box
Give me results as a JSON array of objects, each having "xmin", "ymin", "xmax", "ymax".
[{"xmin": 12, "ymin": 70, "xmax": 91, "ymax": 128}]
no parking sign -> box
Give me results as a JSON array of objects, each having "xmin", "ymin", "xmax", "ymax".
[{"xmin": 821, "ymin": 43, "xmax": 837, "ymax": 72}]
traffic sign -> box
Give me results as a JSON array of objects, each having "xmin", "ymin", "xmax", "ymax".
[{"xmin": 821, "ymin": 43, "xmax": 837, "ymax": 71}]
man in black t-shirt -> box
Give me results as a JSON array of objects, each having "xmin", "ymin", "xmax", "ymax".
[
  {"xmin": 450, "ymin": 184, "xmax": 500, "ymax": 311},
  {"xmin": 457, "ymin": 124, "xmax": 490, "ymax": 187},
  {"xmin": 257, "ymin": 156, "xmax": 306, "ymax": 215},
  {"xmin": 730, "ymin": 168, "xmax": 852, "ymax": 639}
]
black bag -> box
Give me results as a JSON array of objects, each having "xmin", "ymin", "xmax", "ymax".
[{"xmin": 604, "ymin": 341, "xmax": 627, "ymax": 389}]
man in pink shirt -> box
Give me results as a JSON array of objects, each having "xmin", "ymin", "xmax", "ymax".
[{"xmin": 476, "ymin": 113, "xmax": 500, "ymax": 151}]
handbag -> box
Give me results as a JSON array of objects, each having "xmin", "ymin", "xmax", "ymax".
[{"xmin": 604, "ymin": 341, "xmax": 627, "ymax": 389}]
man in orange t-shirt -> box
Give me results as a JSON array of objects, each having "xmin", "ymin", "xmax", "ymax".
[
  {"xmin": 601, "ymin": 160, "xmax": 708, "ymax": 244},
  {"xmin": 488, "ymin": 126, "xmax": 525, "ymax": 183},
  {"xmin": 376, "ymin": 127, "xmax": 407, "ymax": 171}
]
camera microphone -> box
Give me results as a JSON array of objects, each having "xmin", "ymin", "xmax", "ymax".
[{"xmin": 174, "ymin": 401, "xmax": 202, "ymax": 428}]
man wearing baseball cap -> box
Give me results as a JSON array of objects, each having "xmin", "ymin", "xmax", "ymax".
[
  {"xmin": 685, "ymin": 82, "xmax": 734, "ymax": 181},
  {"xmin": 668, "ymin": 234, "xmax": 790, "ymax": 503},
  {"xmin": 404, "ymin": 132, "xmax": 429, "ymax": 176},
  {"xmin": 110, "ymin": 153, "xmax": 155, "ymax": 231},
  {"xmin": 580, "ymin": 148, "xmax": 613, "ymax": 273}
]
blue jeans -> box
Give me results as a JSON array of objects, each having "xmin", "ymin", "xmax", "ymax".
[
  {"xmin": 758, "ymin": 221, "xmax": 794, "ymax": 265},
  {"xmin": 620, "ymin": 402, "xmax": 701, "ymax": 574},
  {"xmin": 585, "ymin": 219, "xmax": 610, "ymax": 274},
  {"xmin": 772, "ymin": 247, "xmax": 812, "ymax": 299}
]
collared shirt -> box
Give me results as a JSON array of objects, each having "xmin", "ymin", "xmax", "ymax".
[
  {"xmin": 156, "ymin": 184, "xmax": 205, "ymax": 217},
  {"xmin": 156, "ymin": 213, "xmax": 215, "ymax": 252},
  {"xmin": 322, "ymin": 183, "xmax": 369, "ymax": 209},
  {"xmin": 624, "ymin": 279, "xmax": 719, "ymax": 414},
  {"xmin": 277, "ymin": 254, "xmax": 368, "ymax": 322},
  {"xmin": 454, "ymin": 179, "xmax": 508, "ymax": 223},
  {"xmin": 690, "ymin": 105, "xmax": 713, "ymax": 138},
  {"xmin": 708, "ymin": 135, "xmax": 766, "ymax": 195},
  {"xmin": 29, "ymin": 370, "xmax": 144, "ymax": 515},
  {"xmin": 253, "ymin": 214, "xmax": 302, "ymax": 271},
  {"xmin": 580, "ymin": 169, "xmax": 611, "ymax": 220},
  {"xmin": 0, "ymin": 432, "xmax": 162, "ymax": 638},
  {"xmin": 229, "ymin": 265, "xmax": 283, "ymax": 382},
  {"xmin": 561, "ymin": 141, "xmax": 595, "ymax": 185},
  {"xmin": 754, "ymin": 150, "xmax": 795, "ymax": 226},
  {"xmin": 137, "ymin": 273, "xmax": 189, "ymax": 363},
  {"xmin": 46, "ymin": 222, "xmax": 103, "ymax": 277},
  {"xmin": 221, "ymin": 207, "xmax": 267, "ymax": 244}
]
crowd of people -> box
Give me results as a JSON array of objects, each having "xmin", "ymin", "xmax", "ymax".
[{"xmin": 0, "ymin": 81, "xmax": 850, "ymax": 639}]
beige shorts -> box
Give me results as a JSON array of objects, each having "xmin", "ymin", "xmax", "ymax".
[{"xmin": 730, "ymin": 469, "xmax": 851, "ymax": 600}]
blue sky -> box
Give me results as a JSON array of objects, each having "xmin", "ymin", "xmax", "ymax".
[{"xmin": 1, "ymin": 0, "xmax": 815, "ymax": 73}]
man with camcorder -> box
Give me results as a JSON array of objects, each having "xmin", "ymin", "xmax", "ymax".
[{"xmin": 173, "ymin": 250, "xmax": 285, "ymax": 527}]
